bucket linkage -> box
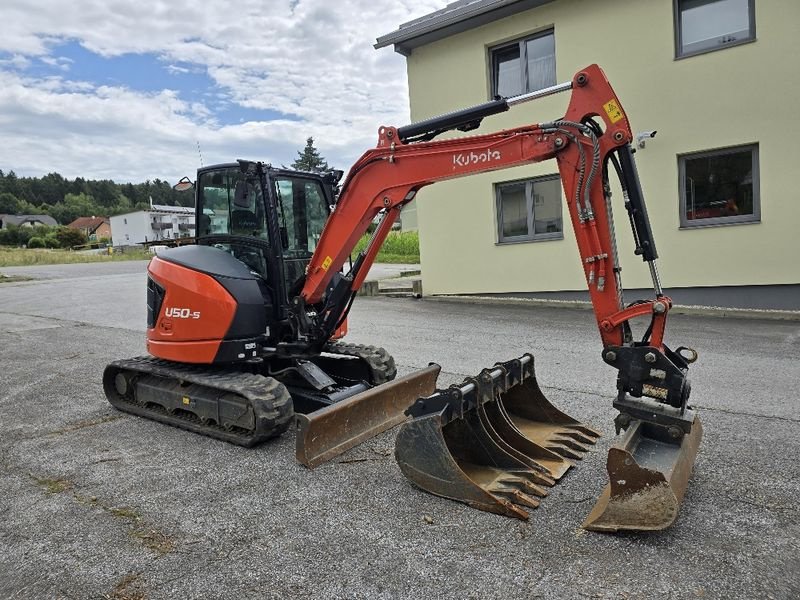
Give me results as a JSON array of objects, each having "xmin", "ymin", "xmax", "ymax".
[{"xmin": 394, "ymin": 354, "xmax": 600, "ymax": 519}]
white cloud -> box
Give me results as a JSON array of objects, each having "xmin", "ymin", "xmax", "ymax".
[{"xmin": 0, "ymin": 0, "xmax": 449, "ymax": 183}]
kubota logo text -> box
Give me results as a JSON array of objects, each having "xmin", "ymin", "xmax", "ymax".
[
  {"xmin": 165, "ymin": 307, "xmax": 201, "ymax": 319},
  {"xmin": 453, "ymin": 149, "xmax": 502, "ymax": 168}
]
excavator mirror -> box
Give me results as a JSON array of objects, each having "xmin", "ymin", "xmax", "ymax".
[
  {"xmin": 280, "ymin": 226, "xmax": 289, "ymax": 250},
  {"xmin": 173, "ymin": 176, "xmax": 195, "ymax": 192},
  {"xmin": 323, "ymin": 170, "xmax": 344, "ymax": 185}
]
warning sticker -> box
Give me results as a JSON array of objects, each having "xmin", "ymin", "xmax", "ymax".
[
  {"xmin": 603, "ymin": 99, "xmax": 625, "ymax": 124},
  {"xmin": 321, "ymin": 256, "xmax": 333, "ymax": 271}
]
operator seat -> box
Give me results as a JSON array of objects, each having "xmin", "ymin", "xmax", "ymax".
[
  {"xmin": 231, "ymin": 180, "xmax": 259, "ymax": 236},
  {"xmin": 230, "ymin": 209, "xmax": 259, "ymax": 235}
]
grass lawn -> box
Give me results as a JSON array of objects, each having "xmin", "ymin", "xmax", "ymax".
[
  {"xmin": 351, "ymin": 230, "xmax": 420, "ymax": 264},
  {"xmin": 0, "ymin": 247, "xmax": 151, "ymax": 268}
]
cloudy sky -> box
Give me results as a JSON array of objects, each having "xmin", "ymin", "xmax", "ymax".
[{"xmin": 0, "ymin": 0, "xmax": 449, "ymax": 184}]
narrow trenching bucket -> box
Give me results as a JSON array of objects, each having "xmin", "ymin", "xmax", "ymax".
[
  {"xmin": 394, "ymin": 354, "xmax": 601, "ymax": 519},
  {"xmin": 583, "ymin": 415, "xmax": 703, "ymax": 532}
]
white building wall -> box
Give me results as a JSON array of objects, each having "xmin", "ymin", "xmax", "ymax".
[
  {"xmin": 110, "ymin": 211, "xmax": 148, "ymax": 246},
  {"xmin": 110, "ymin": 209, "xmax": 195, "ymax": 246}
]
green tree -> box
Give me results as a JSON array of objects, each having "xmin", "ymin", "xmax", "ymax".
[
  {"xmin": 289, "ymin": 137, "xmax": 332, "ymax": 173},
  {"xmin": 48, "ymin": 192, "xmax": 98, "ymax": 224},
  {"xmin": 0, "ymin": 192, "xmax": 20, "ymax": 214}
]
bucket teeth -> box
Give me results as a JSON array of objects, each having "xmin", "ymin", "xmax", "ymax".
[
  {"xmin": 395, "ymin": 354, "xmax": 600, "ymax": 520},
  {"xmin": 552, "ymin": 436, "xmax": 592, "ymax": 454},
  {"xmin": 556, "ymin": 427, "xmax": 601, "ymax": 446},
  {"xmin": 507, "ymin": 477, "xmax": 550, "ymax": 499},
  {"xmin": 545, "ymin": 443, "xmax": 583, "ymax": 460},
  {"xmin": 493, "ymin": 487, "xmax": 542, "ymax": 509}
]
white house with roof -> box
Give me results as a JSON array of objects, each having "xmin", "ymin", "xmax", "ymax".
[{"xmin": 110, "ymin": 204, "xmax": 195, "ymax": 246}]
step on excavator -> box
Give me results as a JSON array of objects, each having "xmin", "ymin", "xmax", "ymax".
[{"xmin": 104, "ymin": 65, "xmax": 702, "ymax": 532}]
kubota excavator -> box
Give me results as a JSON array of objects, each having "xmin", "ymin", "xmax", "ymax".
[{"xmin": 104, "ymin": 64, "xmax": 702, "ymax": 532}]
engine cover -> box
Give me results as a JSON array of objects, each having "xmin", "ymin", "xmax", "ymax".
[{"xmin": 146, "ymin": 245, "xmax": 270, "ymax": 364}]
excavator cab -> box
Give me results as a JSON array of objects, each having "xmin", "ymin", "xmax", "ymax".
[{"xmin": 194, "ymin": 163, "xmax": 332, "ymax": 292}]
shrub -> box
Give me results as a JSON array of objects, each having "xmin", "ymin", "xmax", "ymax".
[
  {"xmin": 44, "ymin": 234, "xmax": 60, "ymax": 248},
  {"xmin": 54, "ymin": 226, "xmax": 88, "ymax": 248},
  {"xmin": 27, "ymin": 237, "xmax": 45, "ymax": 248}
]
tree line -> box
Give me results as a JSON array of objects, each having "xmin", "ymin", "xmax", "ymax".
[
  {"xmin": 0, "ymin": 170, "xmax": 193, "ymax": 225},
  {"xmin": 0, "ymin": 138, "xmax": 336, "ymax": 227}
]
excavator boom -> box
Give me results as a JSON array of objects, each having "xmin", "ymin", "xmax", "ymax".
[{"xmin": 295, "ymin": 65, "xmax": 702, "ymax": 531}]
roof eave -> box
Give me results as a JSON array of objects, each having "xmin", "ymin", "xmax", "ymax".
[{"xmin": 375, "ymin": 0, "xmax": 555, "ymax": 54}]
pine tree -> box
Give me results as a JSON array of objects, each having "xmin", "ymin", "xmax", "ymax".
[{"xmin": 289, "ymin": 137, "xmax": 332, "ymax": 173}]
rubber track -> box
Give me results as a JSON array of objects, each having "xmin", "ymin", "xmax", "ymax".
[
  {"xmin": 104, "ymin": 356, "xmax": 294, "ymax": 447},
  {"xmin": 323, "ymin": 342, "xmax": 397, "ymax": 384}
]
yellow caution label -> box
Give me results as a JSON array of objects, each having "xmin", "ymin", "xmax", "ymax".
[
  {"xmin": 182, "ymin": 396, "xmax": 191, "ymax": 405},
  {"xmin": 603, "ymin": 99, "xmax": 625, "ymax": 124},
  {"xmin": 321, "ymin": 256, "xmax": 333, "ymax": 271}
]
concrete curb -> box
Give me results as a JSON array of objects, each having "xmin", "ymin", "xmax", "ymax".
[{"xmin": 424, "ymin": 294, "xmax": 800, "ymax": 321}]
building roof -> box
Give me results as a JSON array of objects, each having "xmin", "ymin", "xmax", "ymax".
[
  {"xmin": 375, "ymin": 0, "xmax": 555, "ymax": 55},
  {"xmin": 68, "ymin": 216, "xmax": 109, "ymax": 232},
  {"xmin": 151, "ymin": 204, "xmax": 194, "ymax": 214},
  {"xmin": 0, "ymin": 214, "xmax": 58, "ymax": 227},
  {"xmin": 112, "ymin": 205, "xmax": 194, "ymax": 219}
]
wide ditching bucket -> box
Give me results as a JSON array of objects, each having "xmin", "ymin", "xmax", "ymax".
[
  {"xmin": 583, "ymin": 414, "xmax": 703, "ymax": 532},
  {"xmin": 394, "ymin": 354, "xmax": 600, "ymax": 519}
]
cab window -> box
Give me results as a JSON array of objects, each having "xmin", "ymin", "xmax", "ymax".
[
  {"xmin": 274, "ymin": 177, "xmax": 329, "ymax": 257},
  {"xmin": 197, "ymin": 168, "xmax": 268, "ymax": 239}
]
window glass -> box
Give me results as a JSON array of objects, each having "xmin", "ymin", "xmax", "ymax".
[
  {"xmin": 500, "ymin": 182, "xmax": 527, "ymax": 238},
  {"xmin": 494, "ymin": 45, "xmax": 522, "ymax": 98},
  {"xmin": 532, "ymin": 177, "xmax": 563, "ymax": 234},
  {"xmin": 197, "ymin": 168, "xmax": 268, "ymax": 239},
  {"xmin": 497, "ymin": 175, "xmax": 563, "ymax": 243},
  {"xmin": 682, "ymin": 147, "xmax": 756, "ymax": 224},
  {"xmin": 525, "ymin": 34, "xmax": 556, "ymax": 93},
  {"xmin": 678, "ymin": 0, "xmax": 753, "ymax": 56},
  {"xmin": 491, "ymin": 30, "xmax": 555, "ymax": 98},
  {"xmin": 274, "ymin": 177, "xmax": 329, "ymax": 257}
]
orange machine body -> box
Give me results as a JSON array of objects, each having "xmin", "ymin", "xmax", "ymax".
[
  {"xmin": 145, "ymin": 246, "xmax": 270, "ymax": 364},
  {"xmin": 147, "ymin": 257, "xmax": 237, "ymax": 363}
]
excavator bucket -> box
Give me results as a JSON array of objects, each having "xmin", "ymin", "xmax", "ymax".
[
  {"xmin": 296, "ymin": 364, "xmax": 441, "ymax": 468},
  {"xmin": 394, "ymin": 354, "xmax": 600, "ymax": 519},
  {"xmin": 583, "ymin": 415, "xmax": 703, "ymax": 532}
]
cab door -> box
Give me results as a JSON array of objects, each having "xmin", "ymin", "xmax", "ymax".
[{"xmin": 273, "ymin": 176, "xmax": 331, "ymax": 294}]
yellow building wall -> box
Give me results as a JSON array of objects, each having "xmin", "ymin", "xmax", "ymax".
[{"xmin": 405, "ymin": 0, "xmax": 800, "ymax": 295}]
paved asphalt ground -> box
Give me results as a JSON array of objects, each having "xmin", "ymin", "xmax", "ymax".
[{"xmin": 1, "ymin": 261, "xmax": 798, "ymax": 599}]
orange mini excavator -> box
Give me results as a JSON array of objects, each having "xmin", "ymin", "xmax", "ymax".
[{"xmin": 104, "ymin": 65, "xmax": 702, "ymax": 532}]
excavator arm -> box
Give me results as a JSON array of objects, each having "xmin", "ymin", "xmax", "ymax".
[
  {"xmin": 294, "ymin": 65, "xmax": 703, "ymax": 531},
  {"xmin": 297, "ymin": 64, "xmax": 694, "ymax": 423}
]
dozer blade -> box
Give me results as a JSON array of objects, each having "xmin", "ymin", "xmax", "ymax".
[
  {"xmin": 583, "ymin": 415, "xmax": 703, "ymax": 532},
  {"xmin": 395, "ymin": 354, "xmax": 600, "ymax": 519},
  {"xmin": 296, "ymin": 364, "xmax": 441, "ymax": 468}
]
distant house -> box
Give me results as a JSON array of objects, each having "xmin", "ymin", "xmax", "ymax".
[
  {"xmin": 67, "ymin": 216, "xmax": 111, "ymax": 241},
  {"xmin": 109, "ymin": 205, "xmax": 195, "ymax": 247},
  {"xmin": 0, "ymin": 214, "xmax": 58, "ymax": 229}
]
